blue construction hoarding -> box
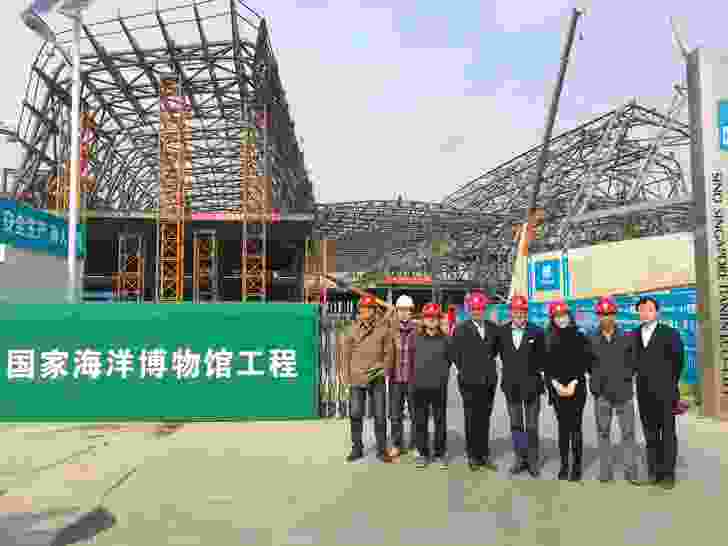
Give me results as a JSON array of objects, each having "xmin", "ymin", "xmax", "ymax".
[
  {"xmin": 460, "ymin": 286, "xmax": 699, "ymax": 385},
  {"xmin": 0, "ymin": 198, "xmax": 86, "ymax": 258}
]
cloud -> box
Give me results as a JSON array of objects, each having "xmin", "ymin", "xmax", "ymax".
[
  {"xmin": 492, "ymin": 0, "xmax": 574, "ymax": 32},
  {"xmin": 440, "ymin": 136, "xmax": 466, "ymax": 154},
  {"xmin": 263, "ymin": 2, "xmax": 557, "ymax": 204},
  {"xmin": 4, "ymin": 0, "xmax": 723, "ymax": 211}
]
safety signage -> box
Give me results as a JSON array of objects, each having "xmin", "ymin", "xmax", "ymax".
[{"xmin": 720, "ymin": 100, "xmax": 728, "ymax": 152}]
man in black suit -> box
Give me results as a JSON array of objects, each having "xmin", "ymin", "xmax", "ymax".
[
  {"xmin": 495, "ymin": 295, "xmax": 547, "ymax": 478},
  {"xmin": 450, "ymin": 291, "xmax": 499, "ymax": 471},
  {"xmin": 632, "ymin": 296, "xmax": 684, "ymax": 490}
]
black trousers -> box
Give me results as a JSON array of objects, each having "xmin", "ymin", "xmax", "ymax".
[
  {"xmin": 506, "ymin": 396, "xmax": 541, "ymax": 467},
  {"xmin": 389, "ymin": 381, "xmax": 414, "ymax": 449},
  {"xmin": 638, "ymin": 394, "xmax": 677, "ymax": 481},
  {"xmin": 553, "ymin": 383, "xmax": 586, "ymax": 465},
  {"xmin": 349, "ymin": 380, "xmax": 387, "ymax": 453},
  {"xmin": 412, "ymin": 385, "xmax": 448, "ymax": 458},
  {"xmin": 458, "ymin": 381, "xmax": 497, "ymax": 461}
]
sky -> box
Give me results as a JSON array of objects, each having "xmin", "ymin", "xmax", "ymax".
[{"xmin": 0, "ymin": 0, "xmax": 726, "ymax": 205}]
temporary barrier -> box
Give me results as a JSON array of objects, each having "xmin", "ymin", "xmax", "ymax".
[
  {"xmin": 319, "ymin": 314, "xmax": 352, "ymax": 418},
  {"xmin": 0, "ymin": 303, "xmax": 319, "ymax": 421}
]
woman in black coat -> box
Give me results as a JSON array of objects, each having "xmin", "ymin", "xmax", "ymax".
[{"xmin": 544, "ymin": 301, "xmax": 594, "ymax": 482}]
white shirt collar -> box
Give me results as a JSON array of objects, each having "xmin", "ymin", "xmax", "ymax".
[{"xmin": 642, "ymin": 320, "xmax": 658, "ymax": 333}]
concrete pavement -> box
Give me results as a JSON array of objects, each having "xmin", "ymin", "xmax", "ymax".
[{"xmin": 0, "ymin": 373, "xmax": 725, "ymax": 545}]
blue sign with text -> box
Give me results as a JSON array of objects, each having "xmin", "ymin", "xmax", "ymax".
[
  {"xmin": 719, "ymin": 100, "xmax": 728, "ymax": 152},
  {"xmin": 534, "ymin": 259, "xmax": 561, "ymax": 291},
  {"xmin": 0, "ymin": 199, "xmax": 85, "ymax": 258}
]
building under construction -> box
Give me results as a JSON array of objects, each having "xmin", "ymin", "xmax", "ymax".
[{"xmin": 12, "ymin": 1, "xmax": 319, "ymax": 303}]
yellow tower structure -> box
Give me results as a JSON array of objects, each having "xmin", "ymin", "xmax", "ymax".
[
  {"xmin": 158, "ymin": 75, "xmax": 192, "ymax": 303},
  {"xmin": 239, "ymin": 110, "xmax": 271, "ymax": 301},
  {"xmin": 47, "ymin": 112, "xmax": 97, "ymax": 212}
]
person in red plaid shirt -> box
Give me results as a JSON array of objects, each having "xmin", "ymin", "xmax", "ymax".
[{"xmin": 387, "ymin": 294, "xmax": 417, "ymax": 455}]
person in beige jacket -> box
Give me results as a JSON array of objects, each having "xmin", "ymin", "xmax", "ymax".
[{"xmin": 341, "ymin": 295, "xmax": 395, "ymax": 462}]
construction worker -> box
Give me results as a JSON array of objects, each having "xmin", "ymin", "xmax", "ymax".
[
  {"xmin": 411, "ymin": 303, "xmax": 453, "ymax": 469},
  {"xmin": 495, "ymin": 295, "xmax": 547, "ymax": 478},
  {"xmin": 387, "ymin": 294, "xmax": 417, "ymax": 455},
  {"xmin": 588, "ymin": 297, "xmax": 640, "ymax": 484},
  {"xmin": 341, "ymin": 295, "xmax": 394, "ymax": 463},
  {"xmin": 450, "ymin": 291, "xmax": 499, "ymax": 471},
  {"xmin": 632, "ymin": 296, "xmax": 684, "ymax": 489},
  {"xmin": 544, "ymin": 300, "xmax": 594, "ymax": 481}
]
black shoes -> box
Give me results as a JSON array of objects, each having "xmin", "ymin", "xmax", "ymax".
[
  {"xmin": 557, "ymin": 464, "xmax": 569, "ymax": 480},
  {"xmin": 468, "ymin": 458, "xmax": 480, "ymax": 471},
  {"xmin": 415, "ymin": 455, "xmax": 430, "ymax": 469},
  {"xmin": 569, "ymin": 467, "xmax": 582, "ymax": 482},
  {"xmin": 509, "ymin": 460, "xmax": 528, "ymax": 475},
  {"xmin": 527, "ymin": 465, "xmax": 541, "ymax": 478},
  {"xmin": 346, "ymin": 449, "xmax": 364, "ymax": 462},
  {"xmin": 479, "ymin": 458, "xmax": 498, "ymax": 471},
  {"xmin": 376, "ymin": 450, "xmax": 394, "ymax": 463}
]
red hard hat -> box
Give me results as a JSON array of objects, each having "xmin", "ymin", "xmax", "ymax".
[
  {"xmin": 510, "ymin": 295, "xmax": 529, "ymax": 312},
  {"xmin": 595, "ymin": 297, "xmax": 617, "ymax": 315},
  {"xmin": 548, "ymin": 300, "xmax": 570, "ymax": 317},
  {"xmin": 358, "ymin": 295, "xmax": 377, "ymax": 308},
  {"xmin": 422, "ymin": 303, "xmax": 441, "ymax": 317},
  {"xmin": 466, "ymin": 292, "xmax": 489, "ymax": 310}
]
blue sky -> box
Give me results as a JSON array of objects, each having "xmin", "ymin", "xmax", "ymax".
[{"xmin": 0, "ymin": 0, "xmax": 726, "ymax": 204}]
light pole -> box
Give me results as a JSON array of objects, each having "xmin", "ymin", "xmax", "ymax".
[{"xmin": 21, "ymin": 1, "xmax": 95, "ymax": 303}]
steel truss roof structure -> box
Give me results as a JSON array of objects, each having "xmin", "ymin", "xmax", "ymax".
[
  {"xmin": 315, "ymin": 97, "xmax": 693, "ymax": 295},
  {"xmin": 14, "ymin": 0, "xmax": 314, "ymax": 214}
]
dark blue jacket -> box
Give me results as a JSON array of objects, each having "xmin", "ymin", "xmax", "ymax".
[
  {"xmin": 450, "ymin": 320, "xmax": 499, "ymax": 386},
  {"xmin": 631, "ymin": 323, "xmax": 684, "ymax": 403},
  {"xmin": 495, "ymin": 322, "xmax": 546, "ymax": 402}
]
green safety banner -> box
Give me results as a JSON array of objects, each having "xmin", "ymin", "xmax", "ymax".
[{"xmin": 0, "ymin": 303, "xmax": 320, "ymax": 421}]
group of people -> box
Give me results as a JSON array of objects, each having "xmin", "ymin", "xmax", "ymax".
[{"xmin": 339, "ymin": 291, "xmax": 685, "ymax": 490}]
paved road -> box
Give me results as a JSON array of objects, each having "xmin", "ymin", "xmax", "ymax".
[
  {"xmin": 357, "ymin": 371, "xmax": 702, "ymax": 485},
  {"xmin": 0, "ymin": 374, "xmax": 725, "ymax": 545}
]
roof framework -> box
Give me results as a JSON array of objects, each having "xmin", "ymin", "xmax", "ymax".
[
  {"xmin": 14, "ymin": 0, "xmax": 314, "ymax": 214},
  {"xmin": 315, "ymin": 98, "xmax": 694, "ymax": 295}
]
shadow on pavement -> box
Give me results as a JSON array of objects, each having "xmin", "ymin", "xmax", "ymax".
[{"xmin": 51, "ymin": 506, "xmax": 116, "ymax": 546}]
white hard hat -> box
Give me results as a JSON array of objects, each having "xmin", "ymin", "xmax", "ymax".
[{"xmin": 395, "ymin": 295, "xmax": 414, "ymax": 308}]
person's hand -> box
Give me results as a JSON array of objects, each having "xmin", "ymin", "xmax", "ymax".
[
  {"xmin": 552, "ymin": 379, "xmax": 568, "ymax": 397},
  {"xmin": 564, "ymin": 380, "xmax": 577, "ymax": 397}
]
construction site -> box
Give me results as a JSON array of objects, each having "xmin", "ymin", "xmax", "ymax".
[
  {"xmin": 2, "ymin": 2, "xmax": 725, "ymax": 419},
  {"xmin": 1, "ymin": 2, "xmax": 728, "ymax": 544}
]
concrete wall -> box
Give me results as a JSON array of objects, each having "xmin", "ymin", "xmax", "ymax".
[
  {"xmin": 0, "ymin": 244, "xmax": 83, "ymax": 303},
  {"xmin": 529, "ymin": 232, "xmax": 695, "ymax": 301}
]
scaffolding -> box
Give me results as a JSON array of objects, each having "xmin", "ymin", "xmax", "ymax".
[
  {"xmin": 193, "ymin": 230, "xmax": 219, "ymax": 303},
  {"xmin": 47, "ymin": 112, "xmax": 97, "ymax": 212},
  {"xmin": 157, "ymin": 75, "xmax": 191, "ymax": 303},
  {"xmin": 240, "ymin": 108, "xmax": 270, "ymax": 302},
  {"xmin": 112, "ymin": 233, "xmax": 145, "ymax": 303},
  {"xmin": 304, "ymin": 239, "xmax": 335, "ymax": 303}
]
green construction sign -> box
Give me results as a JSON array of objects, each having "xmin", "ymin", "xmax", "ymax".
[{"xmin": 0, "ymin": 303, "xmax": 320, "ymax": 421}]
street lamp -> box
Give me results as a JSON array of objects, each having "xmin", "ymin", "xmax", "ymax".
[{"xmin": 21, "ymin": 1, "xmax": 96, "ymax": 304}]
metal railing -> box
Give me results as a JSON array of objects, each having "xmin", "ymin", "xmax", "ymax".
[{"xmin": 319, "ymin": 311, "xmax": 417, "ymax": 420}]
